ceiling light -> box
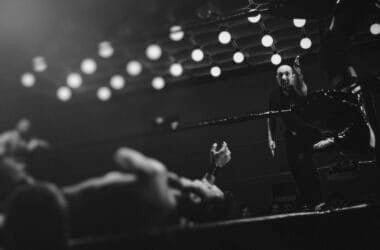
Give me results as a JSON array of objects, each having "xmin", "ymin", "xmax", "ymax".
[
  {"xmin": 169, "ymin": 63, "xmax": 183, "ymax": 77},
  {"xmin": 97, "ymin": 87, "xmax": 112, "ymax": 101},
  {"xmin": 110, "ymin": 75, "xmax": 125, "ymax": 90},
  {"xmin": 126, "ymin": 60, "xmax": 142, "ymax": 76},
  {"xmin": 191, "ymin": 48, "xmax": 204, "ymax": 62},
  {"xmin": 233, "ymin": 51, "xmax": 245, "ymax": 64},
  {"xmin": 271, "ymin": 53, "xmax": 282, "ymax": 65},
  {"xmin": 247, "ymin": 10, "xmax": 261, "ymax": 23},
  {"xmin": 218, "ymin": 30, "xmax": 232, "ymax": 44},
  {"xmin": 293, "ymin": 18, "xmax": 306, "ymax": 28},
  {"xmin": 81, "ymin": 58, "xmax": 97, "ymax": 74},
  {"xmin": 170, "ymin": 25, "xmax": 184, "ymax": 41},
  {"xmin": 300, "ymin": 37, "xmax": 312, "ymax": 49},
  {"xmin": 152, "ymin": 77, "xmax": 166, "ymax": 90},
  {"xmin": 146, "ymin": 44, "xmax": 162, "ymax": 60},
  {"xmin": 261, "ymin": 34, "xmax": 274, "ymax": 47},
  {"xmin": 32, "ymin": 56, "xmax": 47, "ymax": 72},
  {"xmin": 66, "ymin": 73, "xmax": 82, "ymax": 88},
  {"xmin": 57, "ymin": 86, "xmax": 72, "ymax": 101},
  {"xmin": 21, "ymin": 72, "xmax": 35, "ymax": 87},
  {"xmin": 210, "ymin": 66, "xmax": 221, "ymax": 77}
]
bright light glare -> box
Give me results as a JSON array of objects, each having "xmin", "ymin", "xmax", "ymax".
[
  {"xmin": 146, "ymin": 44, "xmax": 162, "ymax": 60},
  {"xmin": 261, "ymin": 34, "xmax": 274, "ymax": 47},
  {"xmin": 210, "ymin": 66, "xmax": 221, "ymax": 77},
  {"xmin": 98, "ymin": 41, "xmax": 114, "ymax": 58},
  {"xmin": 32, "ymin": 56, "xmax": 47, "ymax": 72},
  {"xmin": 81, "ymin": 58, "xmax": 97, "ymax": 74},
  {"xmin": 169, "ymin": 63, "xmax": 183, "ymax": 77},
  {"xmin": 233, "ymin": 51, "xmax": 245, "ymax": 64},
  {"xmin": 218, "ymin": 31, "xmax": 232, "ymax": 44},
  {"xmin": 191, "ymin": 48, "xmax": 204, "ymax": 62},
  {"xmin": 247, "ymin": 10, "xmax": 261, "ymax": 23},
  {"xmin": 110, "ymin": 75, "xmax": 125, "ymax": 90},
  {"xmin": 57, "ymin": 86, "xmax": 72, "ymax": 101},
  {"xmin": 170, "ymin": 25, "xmax": 184, "ymax": 41},
  {"xmin": 155, "ymin": 116, "xmax": 164, "ymax": 125},
  {"xmin": 271, "ymin": 53, "xmax": 282, "ymax": 65},
  {"xmin": 370, "ymin": 23, "xmax": 380, "ymax": 35},
  {"xmin": 293, "ymin": 18, "xmax": 306, "ymax": 28},
  {"xmin": 126, "ymin": 60, "xmax": 142, "ymax": 76},
  {"xmin": 300, "ymin": 37, "xmax": 312, "ymax": 49},
  {"xmin": 21, "ymin": 72, "xmax": 35, "ymax": 87},
  {"xmin": 66, "ymin": 73, "xmax": 82, "ymax": 89},
  {"xmin": 152, "ymin": 77, "xmax": 166, "ymax": 90},
  {"xmin": 97, "ymin": 87, "xmax": 112, "ymax": 101}
]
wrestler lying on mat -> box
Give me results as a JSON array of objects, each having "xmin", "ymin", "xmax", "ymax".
[{"xmin": 4, "ymin": 141, "xmax": 233, "ymax": 246}]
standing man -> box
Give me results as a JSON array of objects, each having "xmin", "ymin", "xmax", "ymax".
[{"xmin": 267, "ymin": 59, "xmax": 323, "ymax": 210}]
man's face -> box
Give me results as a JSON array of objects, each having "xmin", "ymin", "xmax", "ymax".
[{"xmin": 276, "ymin": 65, "xmax": 294, "ymax": 91}]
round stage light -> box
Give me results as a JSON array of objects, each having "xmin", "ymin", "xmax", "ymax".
[
  {"xmin": 233, "ymin": 51, "xmax": 245, "ymax": 64},
  {"xmin": 97, "ymin": 87, "xmax": 111, "ymax": 101},
  {"xmin": 146, "ymin": 44, "xmax": 162, "ymax": 60},
  {"xmin": 370, "ymin": 23, "xmax": 380, "ymax": 35},
  {"xmin": 191, "ymin": 48, "xmax": 204, "ymax": 62},
  {"xmin": 126, "ymin": 60, "xmax": 142, "ymax": 76},
  {"xmin": 155, "ymin": 116, "xmax": 165, "ymax": 125},
  {"xmin": 247, "ymin": 10, "xmax": 261, "ymax": 23},
  {"xmin": 218, "ymin": 30, "xmax": 232, "ymax": 44},
  {"xmin": 261, "ymin": 34, "xmax": 274, "ymax": 47},
  {"xmin": 271, "ymin": 53, "xmax": 282, "ymax": 65},
  {"xmin": 21, "ymin": 72, "xmax": 35, "ymax": 87},
  {"xmin": 66, "ymin": 73, "xmax": 82, "ymax": 89},
  {"xmin": 300, "ymin": 37, "xmax": 312, "ymax": 49},
  {"xmin": 32, "ymin": 56, "xmax": 47, "ymax": 72},
  {"xmin": 57, "ymin": 86, "xmax": 72, "ymax": 101},
  {"xmin": 210, "ymin": 66, "xmax": 221, "ymax": 77},
  {"xmin": 98, "ymin": 41, "xmax": 114, "ymax": 58},
  {"xmin": 152, "ymin": 76, "xmax": 165, "ymax": 90},
  {"xmin": 170, "ymin": 25, "xmax": 184, "ymax": 41},
  {"xmin": 293, "ymin": 18, "xmax": 306, "ymax": 28},
  {"xmin": 169, "ymin": 63, "xmax": 183, "ymax": 77},
  {"xmin": 81, "ymin": 58, "xmax": 97, "ymax": 74},
  {"xmin": 110, "ymin": 75, "xmax": 125, "ymax": 90}
]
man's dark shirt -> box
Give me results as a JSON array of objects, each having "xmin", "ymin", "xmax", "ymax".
[{"xmin": 269, "ymin": 88, "xmax": 311, "ymax": 134}]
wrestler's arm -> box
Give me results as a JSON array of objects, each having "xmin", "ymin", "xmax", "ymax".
[
  {"xmin": 64, "ymin": 148, "xmax": 178, "ymax": 216},
  {"xmin": 203, "ymin": 141, "xmax": 231, "ymax": 184}
]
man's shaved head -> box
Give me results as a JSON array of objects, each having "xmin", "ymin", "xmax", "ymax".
[
  {"xmin": 276, "ymin": 65, "xmax": 293, "ymax": 75},
  {"xmin": 16, "ymin": 118, "xmax": 31, "ymax": 136}
]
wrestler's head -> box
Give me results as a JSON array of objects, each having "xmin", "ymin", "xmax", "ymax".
[
  {"xmin": 16, "ymin": 118, "xmax": 31, "ymax": 137},
  {"xmin": 4, "ymin": 183, "xmax": 69, "ymax": 250},
  {"xmin": 276, "ymin": 65, "xmax": 294, "ymax": 91}
]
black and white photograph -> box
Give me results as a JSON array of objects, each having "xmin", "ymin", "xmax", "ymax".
[{"xmin": 0, "ymin": 0, "xmax": 379, "ymax": 249}]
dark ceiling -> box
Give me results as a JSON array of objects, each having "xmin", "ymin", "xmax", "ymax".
[{"xmin": 0, "ymin": 0, "xmax": 379, "ymax": 101}]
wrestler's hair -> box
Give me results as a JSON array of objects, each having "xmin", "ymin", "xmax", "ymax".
[{"xmin": 4, "ymin": 182, "xmax": 69, "ymax": 250}]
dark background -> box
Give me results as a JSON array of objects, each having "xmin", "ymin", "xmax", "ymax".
[
  {"xmin": 0, "ymin": 0, "xmax": 379, "ymax": 213},
  {"xmin": 1, "ymin": 39, "xmax": 379, "ymax": 214},
  {"xmin": 0, "ymin": 52, "xmax": 328, "ymax": 214}
]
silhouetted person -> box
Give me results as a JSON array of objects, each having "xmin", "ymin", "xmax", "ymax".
[
  {"xmin": 0, "ymin": 119, "xmax": 48, "ymax": 208},
  {"xmin": 4, "ymin": 182, "xmax": 69, "ymax": 250}
]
